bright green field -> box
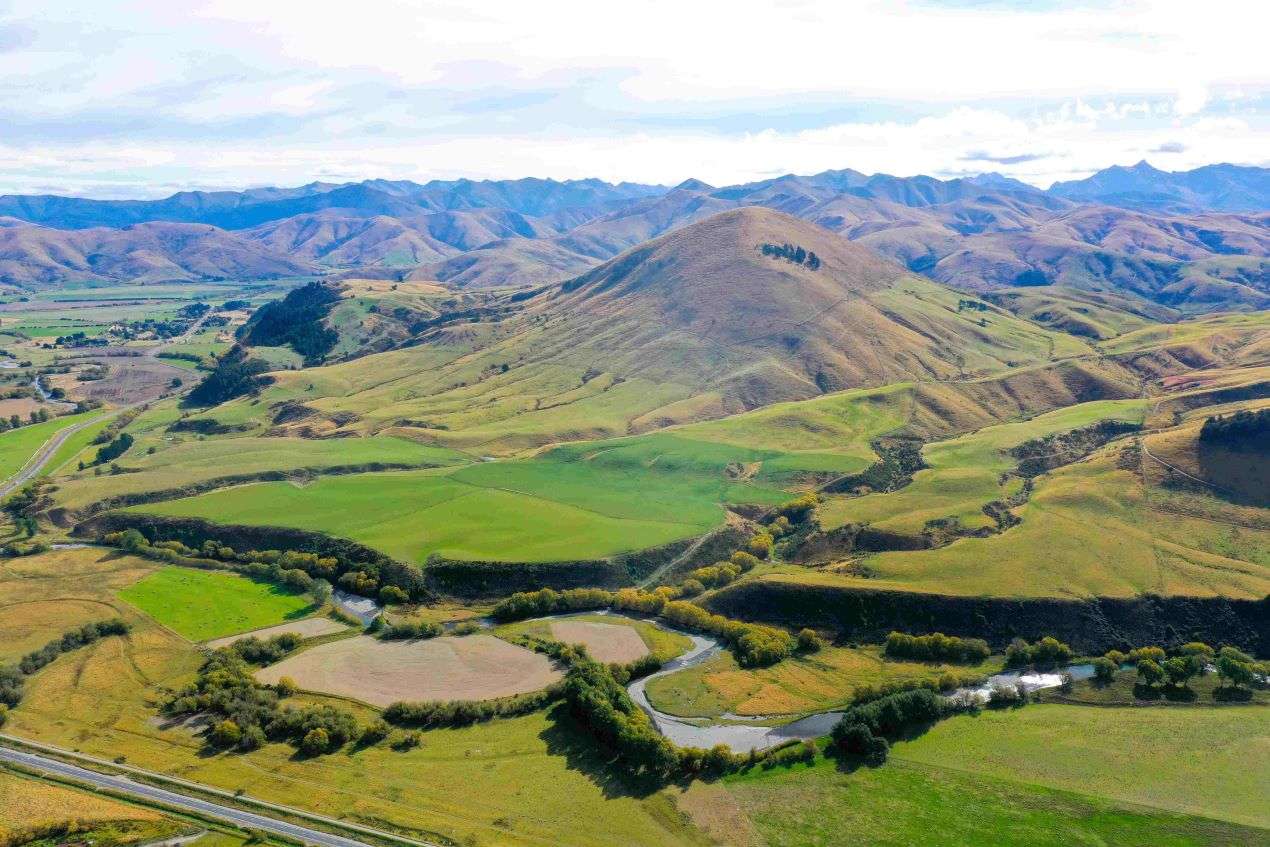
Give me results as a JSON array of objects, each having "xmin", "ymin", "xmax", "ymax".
[
  {"xmin": 820, "ymin": 398, "xmax": 1147, "ymax": 535},
  {"xmin": 122, "ymin": 429, "xmax": 808, "ymax": 562},
  {"xmin": 40, "ymin": 411, "xmax": 117, "ymax": 477},
  {"xmin": 718, "ymin": 747, "xmax": 1265, "ymax": 847},
  {"xmin": 118, "ymin": 566, "xmax": 316, "ymax": 641},
  {"xmin": 895, "ymin": 704, "xmax": 1270, "ymax": 830},
  {"xmin": 54, "ymin": 431, "xmax": 468, "ymax": 510},
  {"xmin": 0, "ymin": 410, "xmax": 96, "ymax": 481},
  {"xmin": 128, "ymin": 459, "xmax": 776, "ymax": 563}
]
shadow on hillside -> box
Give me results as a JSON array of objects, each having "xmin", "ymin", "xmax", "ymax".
[{"xmin": 538, "ymin": 703, "xmax": 668, "ymax": 800}]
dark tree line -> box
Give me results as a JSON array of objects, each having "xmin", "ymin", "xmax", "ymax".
[
  {"xmin": 0, "ymin": 619, "xmax": 130, "ymax": 708},
  {"xmin": 185, "ymin": 346, "xmax": 272, "ymax": 407},
  {"xmin": 761, "ymin": 243, "xmax": 821, "ymax": 270},
  {"xmin": 239, "ymin": 282, "xmax": 341, "ymax": 365},
  {"xmin": 1199, "ymin": 409, "xmax": 1269, "ymax": 451}
]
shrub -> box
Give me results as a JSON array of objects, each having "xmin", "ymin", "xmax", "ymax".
[
  {"xmin": 379, "ymin": 585, "xmax": 409, "ymax": 605},
  {"xmin": 774, "ymin": 492, "xmax": 819, "ymax": 523},
  {"xmin": 239, "ymin": 725, "xmax": 267, "ymax": 751},
  {"xmin": 729, "ymin": 551, "xmax": 761, "ymax": 571},
  {"xmin": 1103, "ymin": 649, "xmax": 1127, "ymax": 666},
  {"xmin": 1004, "ymin": 636, "xmax": 1073, "ymax": 668},
  {"xmin": 274, "ymin": 676, "xmax": 299, "ymax": 696},
  {"xmin": 987, "ymin": 683, "xmax": 1028, "ymax": 709},
  {"xmin": 885, "ymin": 631, "xmax": 990, "ymax": 664},
  {"xmin": 1129, "ymin": 646, "xmax": 1166, "ymax": 665},
  {"xmin": 380, "ymin": 620, "xmax": 442, "ymax": 640},
  {"xmin": 300, "ymin": 727, "xmax": 331, "ymax": 755},
  {"xmin": 746, "ymin": 532, "xmax": 774, "ymax": 559},
  {"xmin": 679, "ymin": 579, "xmax": 705, "ymax": 597},
  {"xmin": 360, "ymin": 720, "xmax": 391, "ymax": 745},
  {"xmin": 1092, "ymin": 657, "xmax": 1117, "ymax": 682},
  {"xmin": 1137, "ymin": 659, "xmax": 1165, "ymax": 687},
  {"xmin": 797, "ymin": 628, "xmax": 825, "ymax": 653},
  {"xmin": 210, "ymin": 719, "xmax": 242, "ymax": 748}
]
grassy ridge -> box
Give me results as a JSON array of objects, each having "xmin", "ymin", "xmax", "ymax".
[{"xmin": 819, "ymin": 398, "xmax": 1148, "ymax": 535}]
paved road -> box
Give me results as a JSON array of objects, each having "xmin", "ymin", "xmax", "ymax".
[
  {"xmin": 0, "ymin": 308, "xmax": 217, "ymax": 498},
  {"xmin": 0, "ymin": 745, "xmax": 376, "ymax": 847}
]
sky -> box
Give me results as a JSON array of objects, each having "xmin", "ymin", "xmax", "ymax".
[{"xmin": 1, "ymin": 0, "xmax": 1266, "ymax": 198}]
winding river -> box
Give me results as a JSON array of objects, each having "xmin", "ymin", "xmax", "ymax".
[{"xmin": 621, "ymin": 614, "xmax": 1096, "ymax": 752}]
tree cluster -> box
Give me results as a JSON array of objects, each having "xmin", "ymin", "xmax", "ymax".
[
  {"xmin": 93, "ymin": 432, "xmax": 133, "ymax": 465},
  {"xmin": 239, "ymin": 282, "xmax": 341, "ymax": 365},
  {"xmin": 101, "ymin": 530, "xmax": 419, "ymax": 603},
  {"xmin": 1004, "ymin": 636, "xmax": 1073, "ymax": 667},
  {"xmin": 885, "ymin": 631, "xmax": 991, "ymax": 664},
  {"xmin": 830, "ymin": 689, "xmax": 953, "ymax": 764},
  {"xmin": 1199, "ymin": 408, "xmax": 1269, "ymax": 451},
  {"xmin": 384, "ymin": 686, "xmax": 561, "ymax": 729},
  {"xmin": 164, "ymin": 649, "xmax": 360, "ymax": 756},
  {"xmin": 761, "ymin": 243, "xmax": 822, "ymax": 270},
  {"xmin": 490, "ymin": 584, "xmax": 797, "ymax": 667},
  {"xmin": 185, "ymin": 346, "xmax": 272, "ymax": 407}
]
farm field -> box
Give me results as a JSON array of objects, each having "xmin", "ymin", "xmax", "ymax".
[
  {"xmin": 708, "ymin": 746, "xmax": 1265, "ymax": 847},
  {"xmin": 255, "ymin": 633, "xmax": 563, "ymax": 706},
  {"xmin": 118, "ymin": 566, "xmax": 317, "ymax": 642},
  {"xmin": 792, "ymin": 437, "xmax": 1270, "ymax": 598},
  {"xmin": 0, "ymin": 597, "xmax": 705, "ymax": 846},
  {"xmin": 645, "ymin": 643, "xmax": 999, "ymax": 718},
  {"xmin": 202, "ymin": 616, "xmax": 349, "ymax": 649},
  {"xmin": 894, "ymin": 704, "xmax": 1270, "ymax": 830},
  {"xmin": 125, "ymin": 445, "xmax": 791, "ymax": 562},
  {"xmin": 495, "ymin": 612, "xmax": 693, "ymax": 663},
  {"xmin": 0, "ymin": 548, "xmax": 157, "ymax": 661},
  {"xmin": 53, "ymin": 429, "xmax": 469, "ymax": 511}
]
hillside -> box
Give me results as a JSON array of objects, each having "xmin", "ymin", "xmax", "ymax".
[
  {"xmin": 224, "ymin": 207, "xmax": 1089, "ymax": 451},
  {"xmin": 0, "ymin": 221, "xmax": 311, "ymax": 287}
]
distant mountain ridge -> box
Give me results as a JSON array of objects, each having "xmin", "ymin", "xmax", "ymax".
[
  {"xmin": 1050, "ymin": 161, "xmax": 1270, "ymax": 213},
  {"xmin": 0, "ymin": 162, "xmax": 1265, "ymax": 311}
]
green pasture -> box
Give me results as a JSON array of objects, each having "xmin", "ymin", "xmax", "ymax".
[
  {"xmin": 721, "ymin": 742, "xmax": 1265, "ymax": 846},
  {"xmin": 54, "ymin": 432, "xmax": 466, "ymax": 510},
  {"xmin": 0, "ymin": 410, "xmax": 97, "ymax": 481},
  {"xmin": 118, "ymin": 565, "xmax": 317, "ymax": 641}
]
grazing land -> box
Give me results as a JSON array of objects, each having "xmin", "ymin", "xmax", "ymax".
[
  {"xmin": 255, "ymin": 634, "xmax": 563, "ymax": 706},
  {"xmin": 707, "ymin": 748, "xmax": 1265, "ymax": 847},
  {"xmin": 118, "ymin": 566, "xmax": 317, "ymax": 641},
  {"xmin": 0, "ymin": 410, "xmax": 97, "ymax": 482}
]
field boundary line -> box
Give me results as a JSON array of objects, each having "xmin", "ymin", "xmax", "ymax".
[{"xmin": 0, "ymin": 733, "xmax": 445, "ymax": 847}]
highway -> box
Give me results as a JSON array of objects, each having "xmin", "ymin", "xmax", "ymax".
[{"xmin": 0, "ymin": 744, "xmax": 379, "ymax": 847}]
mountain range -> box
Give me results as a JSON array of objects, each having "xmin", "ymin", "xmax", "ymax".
[{"xmin": 0, "ymin": 162, "xmax": 1266, "ymax": 312}]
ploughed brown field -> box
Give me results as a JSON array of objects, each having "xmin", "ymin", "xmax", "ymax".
[
  {"xmin": 203, "ymin": 616, "xmax": 348, "ymax": 649},
  {"xmin": 255, "ymin": 634, "xmax": 562, "ymax": 706},
  {"xmin": 549, "ymin": 620, "xmax": 650, "ymax": 664}
]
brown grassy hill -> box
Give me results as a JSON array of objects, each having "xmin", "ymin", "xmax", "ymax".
[
  {"xmin": 411, "ymin": 238, "xmax": 597, "ymax": 289},
  {"xmin": 241, "ymin": 207, "xmax": 1087, "ymax": 450},
  {"xmin": 0, "ymin": 221, "xmax": 311, "ymax": 287},
  {"xmin": 516, "ymin": 207, "xmax": 1090, "ymax": 405}
]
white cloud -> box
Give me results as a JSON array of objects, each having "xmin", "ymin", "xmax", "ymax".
[{"xmin": 0, "ymin": 0, "xmax": 1265, "ymax": 195}]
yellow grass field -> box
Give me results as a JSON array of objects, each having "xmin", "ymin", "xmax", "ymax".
[
  {"xmin": 0, "ymin": 771, "xmax": 174, "ymax": 840},
  {"xmin": 255, "ymin": 634, "xmax": 563, "ymax": 706}
]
